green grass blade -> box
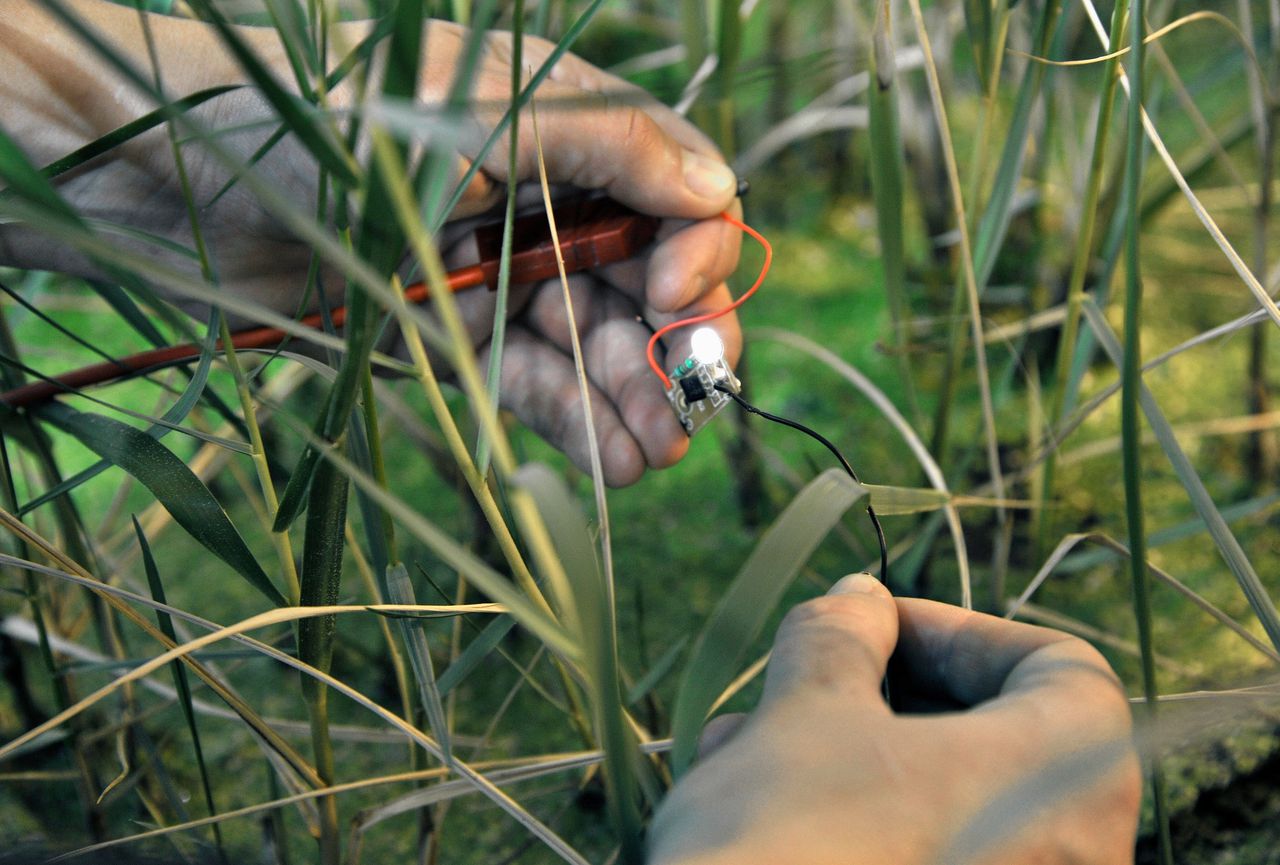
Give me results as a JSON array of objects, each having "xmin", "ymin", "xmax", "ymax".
[
  {"xmin": 625, "ymin": 635, "xmax": 688, "ymax": 706},
  {"xmin": 867, "ymin": 0, "xmax": 921, "ymax": 425},
  {"xmin": 515, "ymin": 462, "xmax": 643, "ymax": 863},
  {"xmin": 297, "ymin": 454, "xmax": 349, "ymax": 689},
  {"xmin": 276, "ymin": 0, "xmax": 425, "ymax": 534},
  {"xmin": 36, "ymin": 402, "xmax": 287, "ymax": 607},
  {"xmin": 0, "ymin": 145, "xmax": 77, "ymax": 223},
  {"xmin": 37, "ymin": 86, "xmax": 243, "ymax": 180},
  {"xmin": 476, "ymin": 0, "xmax": 523, "ymax": 475},
  {"xmin": 436, "ymin": 613, "xmax": 517, "ymax": 696},
  {"xmin": 434, "ymin": 0, "xmax": 611, "ymax": 231},
  {"xmin": 133, "ymin": 516, "xmax": 227, "ymax": 862},
  {"xmin": 971, "ymin": 0, "xmax": 1064, "ymax": 288},
  {"xmin": 297, "ymin": 448, "xmax": 348, "ymax": 865},
  {"xmin": 262, "ymin": 0, "xmax": 320, "ymax": 90},
  {"xmin": 184, "ymin": 0, "xmax": 357, "ymax": 186},
  {"xmin": 1083, "ymin": 301, "xmax": 1280, "ymax": 652},
  {"xmin": 670, "ymin": 469, "xmax": 867, "ymax": 775},
  {"xmin": 273, "ymin": 408, "xmax": 574, "ymax": 656},
  {"xmin": 384, "ymin": 562, "xmax": 452, "ymax": 764},
  {"xmin": 18, "ymin": 308, "xmax": 221, "ymax": 516}
]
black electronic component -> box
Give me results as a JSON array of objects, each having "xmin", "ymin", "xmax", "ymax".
[{"xmin": 680, "ymin": 376, "xmax": 708, "ymax": 403}]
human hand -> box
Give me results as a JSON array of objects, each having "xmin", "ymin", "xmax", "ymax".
[
  {"xmin": 0, "ymin": 2, "xmax": 743, "ymax": 486},
  {"xmin": 648, "ymin": 574, "xmax": 1141, "ymax": 865}
]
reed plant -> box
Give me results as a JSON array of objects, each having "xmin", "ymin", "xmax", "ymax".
[{"xmin": 1, "ymin": 0, "xmax": 1279, "ymax": 863}]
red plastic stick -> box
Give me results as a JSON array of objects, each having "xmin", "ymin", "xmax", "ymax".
[{"xmin": 1, "ymin": 197, "xmax": 659, "ymax": 408}]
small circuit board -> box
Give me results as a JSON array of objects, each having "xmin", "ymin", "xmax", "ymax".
[{"xmin": 666, "ymin": 357, "xmax": 742, "ymax": 436}]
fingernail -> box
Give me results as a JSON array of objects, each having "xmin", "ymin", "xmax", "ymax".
[
  {"xmin": 683, "ymin": 150, "xmax": 736, "ymax": 200},
  {"xmin": 829, "ymin": 573, "xmax": 883, "ymax": 595}
]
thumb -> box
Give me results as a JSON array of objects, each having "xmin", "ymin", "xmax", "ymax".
[
  {"xmin": 696, "ymin": 713, "xmax": 747, "ymax": 761},
  {"xmin": 760, "ymin": 573, "xmax": 899, "ymax": 709}
]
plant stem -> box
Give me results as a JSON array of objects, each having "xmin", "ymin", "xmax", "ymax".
[
  {"xmin": 1120, "ymin": 1, "xmax": 1172, "ymax": 861},
  {"xmin": 1036, "ymin": 0, "xmax": 1128, "ymax": 561}
]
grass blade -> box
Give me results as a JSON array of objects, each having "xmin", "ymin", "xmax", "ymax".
[
  {"xmin": 670, "ymin": 469, "xmax": 867, "ymax": 775},
  {"xmin": 184, "ymin": 0, "xmax": 357, "ymax": 186},
  {"xmin": 515, "ymin": 463, "xmax": 643, "ymax": 863},
  {"xmin": 18, "ymin": 307, "xmax": 222, "ymax": 517},
  {"xmin": 385, "ymin": 562, "xmax": 451, "ymax": 764},
  {"xmin": 133, "ymin": 517, "xmax": 227, "ymax": 862},
  {"xmin": 37, "ymin": 86, "xmax": 243, "ymax": 180},
  {"xmin": 36, "ymin": 402, "xmax": 287, "ymax": 606},
  {"xmin": 1083, "ymin": 301, "xmax": 1280, "ymax": 652},
  {"xmin": 867, "ymin": 0, "xmax": 921, "ymax": 425}
]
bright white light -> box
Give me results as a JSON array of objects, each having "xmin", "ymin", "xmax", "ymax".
[{"xmin": 690, "ymin": 327, "xmax": 725, "ymax": 365}]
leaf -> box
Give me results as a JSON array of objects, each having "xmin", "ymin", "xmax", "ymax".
[
  {"xmin": 436, "ymin": 613, "xmax": 517, "ymax": 696},
  {"xmin": 385, "ymin": 562, "xmax": 451, "ymax": 764},
  {"xmin": 38, "ymin": 403, "xmax": 286, "ymax": 607},
  {"xmin": 134, "ymin": 517, "xmax": 226, "ymax": 855},
  {"xmin": 298, "ymin": 449, "xmax": 350, "ymax": 691},
  {"xmin": 39, "ymin": 86, "xmax": 243, "ymax": 180},
  {"xmin": 862, "ymin": 484, "xmax": 951, "ymax": 515},
  {"xmin": 1083, "ymin": 301, "xmax": 1280, "ymax": 652},
  {"xmin": 19, "ymin": 307, "xmax": 222, "ymax": 517},
  {"xmin": 625, "ymin": 635, "xmax": 688, "ymax": 706},
  {"xmin": 185, "ymin": 0, "xmax": 358, "ymax": 187},
  {"xmin": 515, "ymin": 462, "xmax": 643, "ymax": 863},
  {"xmin": 670, "ymin": 469, "xmax": 867, "ymax": 775}
]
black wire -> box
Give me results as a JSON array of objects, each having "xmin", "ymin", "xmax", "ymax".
[{"xmin": 716, "ymin": 384, "xmax": 890, "ymax": 583}]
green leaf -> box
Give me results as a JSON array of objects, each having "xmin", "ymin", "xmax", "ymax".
[
  {"xmin": 515, "ymin": 463, "xmax": 644, "ymax": 863},
  {"xmin": 185, "ymin": 0, "xmax": 358, "ymax": 187},
  {"xmin": 134, "ymin": 516, "xmax": 226, "ymax": 856},
  {"xmin": 435, "ymin": 0, "xmax": 611, "ymax": 231},
  {"xmin": 298, "ymin": 448, "xmax": 350, "ymax": 696},
  {"xmin": 625, "ymin": 635, "xmax": 688, "ymax": 707},
  {"xmin": 385, "ymin": 562, "xmax": 451, "ymax": 763},
  {"xmin": 0, "ymin": 124, "xmax": 82, "ymax": 225},
  {"xmin": 38, "ymin": 403, "xmax": 286, "ymax": 606},
  {"xmin": 862, "ymin": 484, "xmax": 951, "ymax": 515},
  {"xmin": 1083, "ymin": 300, "xmax": 1280, "ymax": 651},
  {"xmin": 276, "ymin": 0, "xmax": 426, "ymax": 533},
  {"xmin": 670, "ymin": 469, "xmax": 867, "ymax": 775},
  {"xmin": 19, "ymin": 308, "xmax": 222, "ymax": 517},
  {"xmin": 39, "ymin": 86, "xmax": 243, "ymax": 181},
  {"xmin": 436, "ymin": 613, "xmax": 517, "ymax": 696}
]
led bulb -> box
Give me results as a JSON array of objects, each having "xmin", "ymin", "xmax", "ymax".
[{"xmin": 690, "ymin": 327, "xmax": 725, "ymax": 365}]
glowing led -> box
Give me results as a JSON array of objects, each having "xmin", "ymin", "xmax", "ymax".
[{"xmin": 690, "ymin": 327, "xmax": 725, "ymax": 365}]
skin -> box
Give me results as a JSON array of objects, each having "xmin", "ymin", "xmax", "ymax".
[
  {"xmin": 649, "ymin": 574, "xmax": 1142, "ymax": 865},
  {"xmin": 0, "ymin": 0, "xmax": 744, "ymax": 486},
  {"xmin": 0, "ymin": 6, "xmax": 1141, "ymax": 860}
]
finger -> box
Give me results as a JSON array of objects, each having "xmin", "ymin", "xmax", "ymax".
[
  {"xmin": 581, "ymin": 315, "xmax": 689, "ymax": 469},
  {"xmin": 467, "ymin": 78, "xmax": 738, "ymax": 220},
  {"xmin": 520, "ymin": 275, "xmax": 690, "ymax": 469},
  {"xmin": 594, "ymin": 209, "xmax": 744, "ymax": 314},
  {"xmin": 646, "ymin": 208, "xmax": 744, "ymax": 313},
  {"xmin": 893, "ymin": 599, "xmax": 1129, "ymax": 733},
  {"xmin": 760, "ymin": 573, "xmax": 898, "ymax": 710},
  {"xmin": 482, "ymin": 327, "xmax": 647, "ymax": 486},
  {"xmin": 697, "ymin": 713, "xmax": 747, "ymax": 761},
  {"xmin": 648, "ymin": 282, "xmax": 744, "ymax": 373}
]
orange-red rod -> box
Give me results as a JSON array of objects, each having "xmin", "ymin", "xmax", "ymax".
[
  {"xmin": 0, "ymin": 267, "xmax": 490, "ymax": 409},
  {"xmin": 1, "ymin": 195, "xmax": 660, "ymax": 409}
]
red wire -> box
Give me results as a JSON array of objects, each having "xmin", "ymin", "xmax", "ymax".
[{"xmin": 646, "ymin": 211, "xmax": 772, "ymax": 389}]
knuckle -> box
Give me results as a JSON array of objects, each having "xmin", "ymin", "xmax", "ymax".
[{"xmin": 617, "ymin": 103, "xmax": 663, "ymax": 162}]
